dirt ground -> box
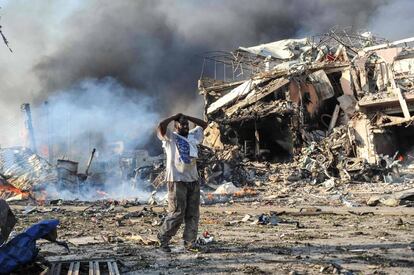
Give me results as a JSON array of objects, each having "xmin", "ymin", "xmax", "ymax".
[{"xmin": 8, "ymin": 197, "xmax": 414, "ymax": 275}]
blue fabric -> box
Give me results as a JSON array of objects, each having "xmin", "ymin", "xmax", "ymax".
[
  {"xmin": 0, "ymin": 219, "xmax": 59, "ymax": 274},
  {"xmin": 175, "ymin": 135, "xmax": 191, "ymax": 164}
]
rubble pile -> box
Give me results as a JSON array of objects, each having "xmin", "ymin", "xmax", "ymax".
[
  {"xmin": 198, "ymin": 29, "xmax": 414, "ymax": 187},
  {"xmin": 0, "ymin": 147, "xmax": 56, "ymax": 190},
  {"xmin": 0, "ymin": 147, "xmax": 57, "ymax": 200},
  {"xmin": 1, "ymin": 42, "xmax": 414, "ymax": 273},
  {"xmin": 295, "ymin": 124, "xmax": 390, "ymax": 183},
  {"xmin": 197, "ymin": 145, "xmax": 256, "ymax": 187}
]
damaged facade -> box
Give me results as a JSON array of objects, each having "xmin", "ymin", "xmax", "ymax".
[{"xmin": 199, "ymin": 30, "xmax": 414, "ymax": 183}]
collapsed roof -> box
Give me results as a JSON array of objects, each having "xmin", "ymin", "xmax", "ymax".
[{"xmin": 198, "ymin": 29, "xmax": 414, "ymax": 182}]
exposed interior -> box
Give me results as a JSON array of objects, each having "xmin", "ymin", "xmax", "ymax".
[
  {"xmin": 374, "ymin": 124, "xmax": 414, "ymax": 161},
  {"xmin": 225, "ymin": 114, "xmax": 293, "ymax": 162}
]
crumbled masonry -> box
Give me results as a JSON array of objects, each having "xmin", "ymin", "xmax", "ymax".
[{"xmin": 198, "ymin": 30, "xmax": 414, "ymax": 188}]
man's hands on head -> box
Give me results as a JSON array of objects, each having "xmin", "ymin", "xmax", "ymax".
[
  {"xmin": 158, "ymin": 113, "xmax": 207, "ymax": 138},
  {"xmin": 158, "ymin": 113, "xmax": 182, "ymax": 137},
  {"xmin": 174, "ymin": 113, "xmax": 185, "ymax": 121}
]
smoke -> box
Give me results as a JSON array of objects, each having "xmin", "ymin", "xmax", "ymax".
[
  {"xmin": 41, "ymin": 179, "xmax": 167, "ymax": 203},
  {"xmin": 32, "ymin": 0, "xmax": 386, "ymax": 100},
  {"xmin": 368, "ymin": 0, "xmax": 414, "ymax": 40},
  {"xmin": 0, "ymin": 0, "xmax": 412, "ymax": 152},
  {"xmin": 33, "ymin": 77, "xmax": 159, "ymax": 164}
]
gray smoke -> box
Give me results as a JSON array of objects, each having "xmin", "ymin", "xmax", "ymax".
[
  {"xmin": 33, "ymin": 0, "xmax": 386, "ymax": 100},
  {"xmin": 42, "ymin": 179, "xmax": 167, "ymax": 202},
  {"xmin": 369, "ymin": 0, "xmax": 414, "ymax": 40},
  {"xmin": 33, "ymin": 77, "xmax": 158, "ymax": 162},
  {"xmin": 0, "ymin": 0, "xmax": 411, "ymax": 154}
]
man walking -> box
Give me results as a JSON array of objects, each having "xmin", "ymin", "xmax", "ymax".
[{"xmin": 157, "ymin": 113, "xmax": 207, "ymax": 252}]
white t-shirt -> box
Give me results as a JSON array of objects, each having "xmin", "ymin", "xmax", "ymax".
[{"xmin": 158, "ymin": 126, "xmax": 204, "ymax": 182}]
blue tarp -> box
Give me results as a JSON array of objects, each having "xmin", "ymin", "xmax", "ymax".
[{"xmin": 0, "ymin": 219, "xmax": 59, "ymax": 274}]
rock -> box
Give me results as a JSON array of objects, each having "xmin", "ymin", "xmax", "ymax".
[
  {"xmin": 381, "ymin": 197, "xmax": 400, "ymax": 207},
  {"xmin": 241, "ymin": 214, "xmax": 251, "ymax": 222},
  {"xmin": 322, "ymin": 178, "xmax": 335, "ymax": 189},
  {"xmin": 366, "ymin": 196, "xmax": 380, "ymax": 206}
]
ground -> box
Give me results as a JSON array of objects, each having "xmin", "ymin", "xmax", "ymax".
[{"xmin": 8, "ymin": 196, "xmax": 414, "ymax": 274}]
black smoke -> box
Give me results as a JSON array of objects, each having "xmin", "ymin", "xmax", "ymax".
[{"xmin": 33, "ymin": 0, "xmax": 387, "ymax": 110}]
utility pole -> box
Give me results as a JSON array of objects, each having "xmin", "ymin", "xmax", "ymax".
[
  {"xmin": 44, "ymin": 101, "xmax": 53, "ymax": 163},
  {"xmin": 21, "ymin": 103, "xmax": 37, "ymax": 153}
]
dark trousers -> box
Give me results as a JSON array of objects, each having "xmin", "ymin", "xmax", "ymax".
[{"xmin": 158, "ymin": 181, "xmax": 200, "ymax": 243}]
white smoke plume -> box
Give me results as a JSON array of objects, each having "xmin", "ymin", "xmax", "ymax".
[
  {"xmin": 42, "ymin": 179, "xmax": 167, "ymax": 203},
  {"xmin": 33, "ymin": 77, "xmax": 159, "ymax": 164}
]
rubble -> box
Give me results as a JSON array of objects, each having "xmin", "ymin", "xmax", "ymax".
[
  {"xmin": 213, "ymin": 182, "xmax": 240, "ymax": 194},
  {"xmin": 0, "ymin": 147, "xmax": 56, "ymax": 200},
  {"xmin": 367, "ymin": 187, "xmax": 414, "ymax": 207},
  {"xmin": 1, "ymin": 194, "xmax": 412, "ymax": 274},
  {"xmin": 195, "ymin": 231, "xmax": 214, "ymax": 245},
  {"xmin": 197, "ymin": 29, "xmax": 414, "ymax": 190}
]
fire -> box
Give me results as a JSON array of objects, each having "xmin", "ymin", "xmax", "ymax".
[
  {"xmin": 97, "ymin": 190, "xmax": 109, "ymax": 197},
  {"xmin": 234, "ymin": 188, "xmax": 258, "ymax": 197},
  {"xmin": 0, "ymin": 184, "xmax": 24, "ymax": 194},
  {"xmin": 0, "ymin": 183, "xmax": 30, "ymax": 200},
  {"xmin": 205, "ymin": 187, "xmax": 258, "ymax": 201}
]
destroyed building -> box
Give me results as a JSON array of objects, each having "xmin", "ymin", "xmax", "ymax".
[{"xmin": 199, "ymin": 30, "xmax": 414, "ymax": 183}]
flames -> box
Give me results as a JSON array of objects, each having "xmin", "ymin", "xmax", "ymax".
[
  {"xmin": 206, "ymin": 187, "xmax": 257, "ymax": 200},
  {"xmin": 0, "ymin": 183, "xmax": 52, "ymax": 205},
  {"xmin": 0, "ymin": 184, "xmax": 24, "ymax": 194},
  {"xmin": 234, "ymin": 187, "xmax": 257, "ymax": 197},
  {"xmin": 96, "ymin": 190, "xmax": 109, "ymax": 197},
  {"xmin": 0, "ymin": 183, "xmax": 30, "ymax": 200}
]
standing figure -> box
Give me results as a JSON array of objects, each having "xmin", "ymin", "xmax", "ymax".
[{"xmin": 156, "ymin": 113, "xmax": 207, "ymax": 252}]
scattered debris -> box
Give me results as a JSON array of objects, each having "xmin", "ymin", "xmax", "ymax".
[
  {"xmin": 196, "ymin": 231, "xmax": 214, "ymax": 245},
  {"xmin": 367, "ymin": 187, "xmax": 414, "ymax": 207},
  {"xmin": 213, "ymin": 182, "xmax": 241, "ymax": 195},
  {"xmin": 124, "ymin": 235, "xmax": 158, "ymax": 246},
  {"xmin": 1, "ymin": 29, "xmax": 414, "ymax": 274}
]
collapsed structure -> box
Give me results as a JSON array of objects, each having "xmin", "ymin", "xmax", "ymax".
[
  {"xmin": 198, "ymin": 30, "xmax": 414, "ymax": 184},
  {"xmin": 2, "ymin": 29, "xmax": 414, "ymax": 200}
]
